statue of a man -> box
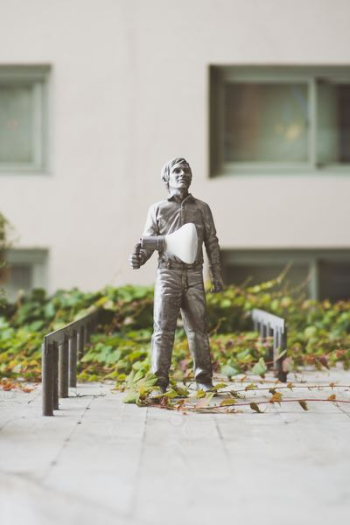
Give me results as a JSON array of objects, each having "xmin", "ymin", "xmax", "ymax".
[{"xmin": 129, "ymin": 158, "xmax": 224, "ymax": 392}]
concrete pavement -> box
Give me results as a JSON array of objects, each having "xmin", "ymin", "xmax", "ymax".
[{"xmin": 1, "ymin": 368, "xmax": 350, "ymax": 525}]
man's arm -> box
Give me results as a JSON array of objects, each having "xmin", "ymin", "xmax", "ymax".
[
  {"xmin": 203, "ymin": 203, "xmax": 224, "ymax": 292},
  {"xmin": 129, "ymin": 204, "xmax": 159, "ymax": 269}
]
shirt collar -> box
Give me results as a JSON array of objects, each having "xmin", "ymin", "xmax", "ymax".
[{"xmin": 167, "ymin": 192, "xmax": 194, "ymax": 203}]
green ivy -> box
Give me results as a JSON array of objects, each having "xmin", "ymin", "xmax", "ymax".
[{"xmin": 1, "ymin": 278, "xmax": 350, "ymax": 391}]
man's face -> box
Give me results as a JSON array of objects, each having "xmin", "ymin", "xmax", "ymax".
[{"xmin": 168, "ymin": 163, "xmax": 192, "ymax": 193}]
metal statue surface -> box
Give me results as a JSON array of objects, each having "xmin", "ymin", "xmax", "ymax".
[{"xmin": 129, "ymin": 158, "xmax": 224, "ymax": 392}]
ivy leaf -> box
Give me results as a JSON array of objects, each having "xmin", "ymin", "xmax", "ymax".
[
  {"xmin": 318, "ymin": 356, "xmax": 329, "ymax": 369},
  {"xmin": 213, "ymin": 382, "xmax": 228, "ymax": 391},
  {"xmin": 162, "ymin": 389, "xmax": 179, "ymax": 399},
  {"xmin": 327, "ymin": 394, "xmax": 337, "ymax": 401},
  {"xmin": 251, "ymin": 357, "xmax": 267, "ymax": 377},
  {"xmin": 221, "ymin": 365, "xmax": 239, "ymax": 378},
  {"xmin": 195, "ymin": 392, "xmax": 214, "ymax": 409},
  {"xmin": 173, "ymin": 385, "xmax": 189, "ymax": 397},
  {"xmin": 245, "ymin": 383, "xmax": 257, "ymax": 391},
  {"xmin": 250, "ymin": 402, "xmax": 263, "ymax": 413},
  {"xmin": 229, "ymin": 390, "xmax": 242, "ymax": 399},
  {"xmin": 13, "ymin": 363, "xmax": 22, "ymax": 374},
  {"xmin": 220, "ymin": 398, "xmax": 236, "ymax": 407},
  {"xmin": 160, "ymin": 396, "xmax": 169, "ymax": 408},
  {"xmin": 269, "ymin": 392, "xmax": 283, "ymax": 405},
  {"xmin": 298, "ymin": 400, "xmax": 309, "ymax": 411},
  {"xmin": 122, "ymin": 391, "xmax": 139, "ymax": 404},
  {"xmin": 287, "ymin": 382, "xmax": 294, "ymax": 390},
  {"xmin": 195, "ymin": 389, "xmax": 206, "ymax": 399},
  {"xmin": 237, "ymin": 349, "xmax": 253, "ymax": 363}
]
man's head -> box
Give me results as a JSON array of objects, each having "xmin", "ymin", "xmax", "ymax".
[{"xmin": 161, "ymin": 158, "xmax": 192, "ymax": 192}]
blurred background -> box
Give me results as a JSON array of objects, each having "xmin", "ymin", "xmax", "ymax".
[{"xmin": 1, "ymin": 0, "xmax": 350, "ymax": 302}]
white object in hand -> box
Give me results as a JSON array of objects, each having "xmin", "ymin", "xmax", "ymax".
[{"xmin": 165, "ymin": 223, "xmax": 198, "ymax": 264}]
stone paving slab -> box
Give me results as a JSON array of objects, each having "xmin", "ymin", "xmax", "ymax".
[{"xmin": 1, "ymin": 369, "xmax": 350, "ymax": 525}]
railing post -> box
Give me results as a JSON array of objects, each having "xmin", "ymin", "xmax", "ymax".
[
  {"xmin": 266, "ymin": 324, "xmax": 273, "ymax": 369},
  {"xmin": 41, "ymin": 308, "xmax": 100, "ymax": 416},
  {"xmin": 259, "ymin": 321, "xmax": 265, "ymax": 340},
  {"xmin": 69, "ymin": 332, "xmax": 78, "ymax": 388},
  {"xmin": 83, "ymin": 322, "xmax": 89, "ymax": 348},
  {"xmin": 42, "ymin": 341, "xmax": 54, "ymax": 416},
  {"xmin": 53, "ymin": 341, "xmax": 59, "ymax": 409},
  {"xmin": 273, "ymin": 327, "xmax": 279, "ymax": 363},
  {"xmin": 275, "ymin": 327, "xmax": 288, "ymax": 382},
  {"xmin": 78, "ymin": 326, "xmax": 85, "ymax": 360},
  {"xmin": 59, "ymin": 338, "xmax": 69, "ymax": 398},
  {"xmin": 252, "ymin": 308, "xmax": 288, "ymax": 383}
]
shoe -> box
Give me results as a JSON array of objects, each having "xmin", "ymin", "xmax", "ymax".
[
  {"xmin": 149, "ymin": 386, "xmax": 167, "ymax": 400},
  {"xmin": 196, "ymin": 382, "xmax": 215, "ymax": 392}
]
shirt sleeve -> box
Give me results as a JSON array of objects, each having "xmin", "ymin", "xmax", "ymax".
[
  {"xmin": 139, "ymin": 204, "xmax": 159, "ymax": 265},
  {"xmin": 203, "ymin": 203, "xmax": 223, "ymax": 282}
]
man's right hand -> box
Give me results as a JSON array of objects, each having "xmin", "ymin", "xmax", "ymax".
[{"xmin": 129, "ymin": 244, "xmax": 142, "ymax": 269}]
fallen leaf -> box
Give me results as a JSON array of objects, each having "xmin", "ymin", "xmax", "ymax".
[
  {"xmin": 122, "ymin": 392, "xmax": 139, "ymax": 404},
  {"xmin": 250, "ymin": 402, "xmax": 262, "ymax": 413},
  {"xmin": 269, "ymin": 392, "xmax": 283, "ymax": 404},
  {"xmin": 195, "ymin": 392, "xmax": 214, "ymax": 409},
  {"xmin": 21, "ymin": 387, "xmax": 33, "ymax": 393},
  {"xmin": 298, "ymin": 400, "xmax": 308, "ymax": 411},
  {"xmin": 213, "ymin": 382, "xmax": 228, "ymax": 391},
  {"xmin": 220, "ymin": 398, "xmax": 236, "ymax": 407}
]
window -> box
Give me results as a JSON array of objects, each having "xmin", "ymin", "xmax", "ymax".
[
  {"xmin": 0, "ymin": 66, "xmax": 50, "ymax": 173},
  {"xmin": 221, "ymin": 249, "xmax": 350, "ymax": 301},
  {"xmin": 1, "ymin": 249, "xmax": 48, "ymax": 302},
  {"xmin": 210, "ymin": 66, "xmax": 350, "ymax": 176}
]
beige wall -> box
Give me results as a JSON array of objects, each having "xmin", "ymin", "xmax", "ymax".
[{"xmin": 1, "ymin": 0, "xmax": 350, "ymax": 292}]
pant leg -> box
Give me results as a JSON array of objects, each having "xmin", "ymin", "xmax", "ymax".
[
  {"xmin": 180, "ymin": 269, "xmax": 213, "ymax": 384},
  {"xmin": 152, "ymin": 269, "xmax": 182, "ymax": 388}
]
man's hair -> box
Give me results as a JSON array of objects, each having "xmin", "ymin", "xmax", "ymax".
[{"xmin": 161, "ymin": 157, "xmax": 192, "ymax": 189}]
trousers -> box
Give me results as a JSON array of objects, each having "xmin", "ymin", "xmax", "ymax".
[{"xmin": 151, "ymin": 266, "xmax": 213, "ymax": 387}]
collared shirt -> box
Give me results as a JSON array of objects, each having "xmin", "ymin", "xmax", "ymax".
[{"xmin": 140, "ymin": 193, "xmax": 222, "ymax": 277}]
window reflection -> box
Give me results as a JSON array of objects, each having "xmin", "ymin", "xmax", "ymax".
[{"xmin": 224, "ymin": 83, "xmax": 309, "ymax": 163}]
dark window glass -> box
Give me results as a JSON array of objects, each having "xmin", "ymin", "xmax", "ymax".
[
  {"xmin": 319, "ymin": 261, "xmax": 350, "ymax": 301},
  {"xmin": 0, "ymin": 85, "xmax": 33, "ymax": 163},
  {"xmin": 223, "ymin": 263, "xmax": 310, "ymax": 293},
  {"xmin": 224, "ymin": 83, "xmax": 309, "ymax": 163},
  {"xmin": 317, "ymin": 82, "xmax": 350, "ymax": 165}
]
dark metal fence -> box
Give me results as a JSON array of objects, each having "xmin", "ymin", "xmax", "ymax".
[
  {"xmin": 251, "ymin": 308, "xmax": 288, "ymax": 382},
  {"xmin": 42, "ymin": 309, "xmax": 100, "ymax": 416},
  {"xmin": 41, "ymin": 306, "xmax": 287, "ymax": 415}
]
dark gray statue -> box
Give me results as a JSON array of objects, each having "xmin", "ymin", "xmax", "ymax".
[{"xmin": 129, "ymin": 158, "xmax": 224, "ymax": 393}]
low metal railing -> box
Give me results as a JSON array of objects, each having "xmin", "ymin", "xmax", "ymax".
[
  {"xmin": 41, "ymin": 306, "xmax": 286, "ymax": 414},
  {"xmin": 251, "ymin": 308, "xmax": 288, "ymax": 382},
  {"xmin": 42, "ymin": 309, "xmax": 100, "ymax": 416}
]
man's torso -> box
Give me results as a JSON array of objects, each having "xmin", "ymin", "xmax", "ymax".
[{"xmin": 145, "ymin": 194, "xmax": 210, "ymax": 265}]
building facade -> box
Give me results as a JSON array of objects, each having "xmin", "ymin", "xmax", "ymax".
[{"xmin": 1, "ymin": 0, "xmax": 350, "ymax": 300}]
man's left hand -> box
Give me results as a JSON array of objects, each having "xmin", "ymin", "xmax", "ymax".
[{"xmin": 211, "ymin": 278, "xmax": 224, "ymax": 293}]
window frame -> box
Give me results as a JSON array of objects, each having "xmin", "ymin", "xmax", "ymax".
[
  {"xmin": 2, "ymin": 248, "xmax": 49, "ymax": 300},
  {"xmin": 209, "ymin": 66, "xmax": 350, "ymax": 177},
  {"xmin": 220, "ymin": 248, "xmax": 350, "ymax": 301},
  {"xmin": 0, "ymin": 66, "xmax": 50, "ymax": 174}
]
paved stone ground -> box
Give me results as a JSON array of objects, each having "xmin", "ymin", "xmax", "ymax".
[{"xmin": 1, "ymin": 368, "xmax": 350, "ymax": 525}]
